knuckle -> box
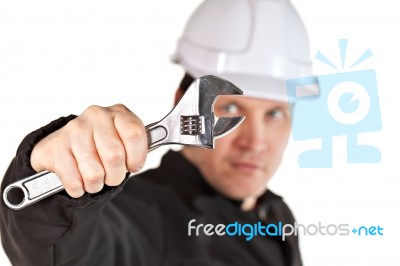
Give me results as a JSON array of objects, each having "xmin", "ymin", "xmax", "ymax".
[
  {"xmin": 64, "ymin": 180, "xmax": 84, "ymax": 198},
  {"xmin": 125, "ymin": 125, "xmax": 145, "ymax": 143},
  {"xmin": 83, "ymin": 168, "xmax": 105, "ymax": 183},
  {"xmin": 85, "ymin": 104, "xmax": 102, "ymax": 114},
  {"xmin": 111, "ymin": 103, "xmax": 130, "ymax": 113},
  {"xmin": 131, "ymin": 113, "xmax": 143, "ymax": 124},
  {"xmin": 65, "ymin": 119, "xmax": 85, "ymax": 134},
  {"xmin": 103, "ymin": 148, "xmax": 126, "ymax": 168},
  {"xmin": 109, "ymin": 103, "xmax": 133, "ymax": 115},
  {"xmin": 84, "ymin": 105, "xmax": 110, "ymax": 119}
]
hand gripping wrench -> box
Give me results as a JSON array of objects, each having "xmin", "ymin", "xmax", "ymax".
[{"xmin": 3, "ymin": 75, "xmax": 244, "ymax": 210}]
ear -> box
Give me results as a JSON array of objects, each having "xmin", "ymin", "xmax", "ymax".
[{"xmin": 174, "ymin": 88, "xmax": 185, "ymax": 105}]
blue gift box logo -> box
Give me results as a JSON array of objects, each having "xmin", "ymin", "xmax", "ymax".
[{"xmin": 286, "ymin": 40, "xmax": 382, "ymax": 168}]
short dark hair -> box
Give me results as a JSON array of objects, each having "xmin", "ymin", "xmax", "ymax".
[{"xmin": 178, "ymin": 72, "xmax": 195, "ymax": 92}]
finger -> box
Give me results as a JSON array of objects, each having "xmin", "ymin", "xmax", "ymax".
[
  {"xmin": 92, "ymin": 110, "xmax": 127, "ymax": 187},
  {"xmin": 30, "ymin": 125, "xmax": 85, "ymax": 198},
  {"xmin": 30, "ymin": 131, "xmax": 56, "ymax": 173},
  {"xmin": 113, "ymin": 107, "xmax": 147, "ymax": 173},
  {"xmin": 52, "ymin": 150, "xmax": 85, "ymax": 198},
  {"xmin": 70, "ymin": 130, "xmax": 105, "ymax": 194}
]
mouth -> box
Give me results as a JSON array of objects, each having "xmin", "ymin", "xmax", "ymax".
[{"xmin": 231, "ymin": 161, "xmax": 260, "ymax": 173}]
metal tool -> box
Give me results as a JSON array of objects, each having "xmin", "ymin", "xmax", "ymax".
[{"xmin": 3, "ymin": 75, "xmax": 244, "ymax": 210}]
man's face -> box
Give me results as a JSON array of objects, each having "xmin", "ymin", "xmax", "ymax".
[{"xmin": 182, "ymin": 95, "xmax": 292, "ymax": 200}]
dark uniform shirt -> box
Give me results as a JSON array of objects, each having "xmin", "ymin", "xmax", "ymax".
[{"xmin": 1, "ymin": 116, "xmax": 302, "ymax": 266}]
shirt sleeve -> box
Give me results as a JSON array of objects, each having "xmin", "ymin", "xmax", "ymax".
[{"xmin": 0, "ymin": 115, "xmax": 128, "ymax": 266}]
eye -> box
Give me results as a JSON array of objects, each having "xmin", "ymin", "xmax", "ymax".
[
  {"xmin": 267, "ymin": 109, "xmax": 285, "ymax": 120},
  {"xmin": 220, "ymin": 103, "xmax": 239, "ymax": 115}
]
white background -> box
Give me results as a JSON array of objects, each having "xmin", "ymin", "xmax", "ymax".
[{"xmin": 1, "ymin": 0, "xmax": 399, "ymax": 265}]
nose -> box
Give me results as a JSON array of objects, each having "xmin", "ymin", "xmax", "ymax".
[{"xmin": 234, "ymin": 115, "xmax": 268, "ymax": 152}]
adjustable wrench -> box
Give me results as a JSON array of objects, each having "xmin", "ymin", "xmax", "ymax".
[{"xmin": 3, "ymin": 75, "xmax": 244, "ymax": 210}]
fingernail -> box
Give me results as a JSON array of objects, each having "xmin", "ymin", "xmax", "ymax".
[{"xmin": 128, "ymin": 167, "xmax": 142, "ymax": 173}]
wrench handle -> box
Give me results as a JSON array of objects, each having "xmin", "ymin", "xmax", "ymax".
[
  {"xmin": 3, "ymin": 171, "xmax": 63, "ymax": 210},
  {"xmin": 3, "ymin": 124, "xmax": 167, "ymax": 210},
  {"xmin": 145, "ymin": 123, "xmax": 168, "ymax": 152}
]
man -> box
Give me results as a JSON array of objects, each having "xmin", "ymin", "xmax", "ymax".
[{"xmin": 1, "ymin": 0, "xmax": 312, "ymax": 265}]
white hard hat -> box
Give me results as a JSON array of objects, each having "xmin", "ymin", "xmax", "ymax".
[{"xmin": 172, "ymin": 0, "xmax": 312, "ymax": 102}]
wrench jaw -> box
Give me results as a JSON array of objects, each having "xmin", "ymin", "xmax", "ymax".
[
  {"xmin": 197, "ymin": 75, "xmax": 244, "ymax": 148},
  {"xmin": 147, "ymin": 75, "xmax": 245, "ymax": 149},
  {"xmin": 213, "ymin": 116, "xmax": 245, "ymax": 140},
  {"xmin": 198, "ymin": 75, "xmax": 244, "ymax": 98},
  {"xmin": 197, "ymin": 112, "xmax": 245, "ymax": 149}
]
